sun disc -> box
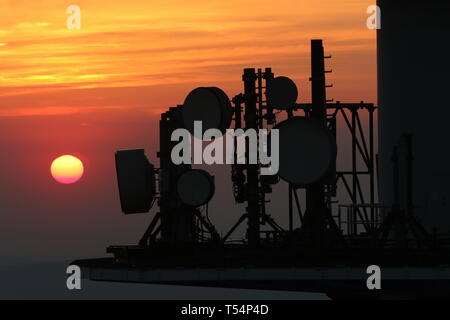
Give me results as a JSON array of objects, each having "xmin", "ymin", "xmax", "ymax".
[{"xmin": 51, "ymin": 155, "xmax": 84, "ymax": 184}]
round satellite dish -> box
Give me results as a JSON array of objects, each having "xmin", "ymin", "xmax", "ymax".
[
  {"xmin": 273, "ymin": 117, "xmax": 335, "ymax": 186},
  {"xmin": 182, "ymin": 87, "xmax": 233, "ymax": 139},
  {"xmin": 176, "ymin": 169, "xmax": 215, "ymax": 207},
  {"xmin": 115, "ymin": 149, "xmax": 156, "ymax": 214},
  {"xmin": 266, "ymin": 76, "xmax": 298, "ymax": 109}
]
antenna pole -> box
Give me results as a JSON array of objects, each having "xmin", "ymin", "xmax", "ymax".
[
  {"xmin": 158, "ymin": 108, "xmax": 194, "ymax": 243},
  {"xmin": 243, "ymin": 68, "xmax": 261, "ymax": 247},
  {"xmin": 302, "ymin": 40, "xmax": 333, "ymax": 247}
]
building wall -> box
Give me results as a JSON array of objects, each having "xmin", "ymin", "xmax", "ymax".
[{"xmin": 377, "ymin": 0, "xmax": 450, "ymax": 232}]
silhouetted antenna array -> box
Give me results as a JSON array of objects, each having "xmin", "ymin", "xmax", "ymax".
[{"xmin": 113, "ymin": 39, "xmax": 383, "ymax": 249}]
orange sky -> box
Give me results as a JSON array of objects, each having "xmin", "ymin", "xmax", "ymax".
[
  {"xmin": 0, "ymin": 0, "xmax": 376, "ymax": 117},
  {"xmin": 0, "ymin": 0, "xmax": 377, "ymax": 263}
]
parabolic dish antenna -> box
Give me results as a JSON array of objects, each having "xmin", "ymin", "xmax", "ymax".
[
  {"xmin": 266, "ymin": 76, "xmax": 298, "ymax": 110},
  {"xmin": 115, "ymin": 149, "xmax": 156, "ymax": 214},
  {"xmin": 274, "ymin": 117, "xmax": 335, "ymax": 186},
  {"xmin": 182, "ymin": 87, "xmax": 233, "ymax": 139},
  {"xmin": 176, "ymin": 169, "xmax": 215, "ymax": 207}
]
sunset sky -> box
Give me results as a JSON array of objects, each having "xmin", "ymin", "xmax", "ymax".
[{"xmin": 0, "ymin": 0, "xmax": 376, "ymax": 264}]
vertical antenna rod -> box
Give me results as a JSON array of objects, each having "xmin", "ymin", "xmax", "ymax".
[
  {"xmin": 302, "ymin": 40, "xmax": 331, "ymax": 247},
  {"xmin": 243, "ymin": 68, "xmax": 260, "ymax": 247}
]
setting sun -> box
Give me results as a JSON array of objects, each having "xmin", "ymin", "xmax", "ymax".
[{"xmin": 50, "ymin": 155, "xmax": 84, "ymax": 184}]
